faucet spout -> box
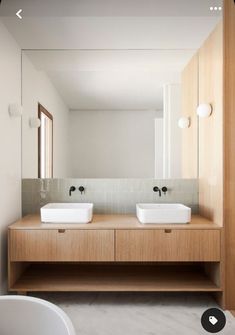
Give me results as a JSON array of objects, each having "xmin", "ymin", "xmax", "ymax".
[
  {"xmin": 153, "ymin": 186, "xmax": 161, "ymax": 197},
  {"xmin": 69, "ymin": 186, "xmax": 76, "ymax": 196}
]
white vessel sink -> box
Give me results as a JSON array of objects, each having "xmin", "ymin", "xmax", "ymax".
[
  {"xmin": 136, "ymin": 203, "xmax": 191, "ymax": 224},
  {"xmin": 41, "ymin": 203, "xmax": 93, "ymax": 223}
]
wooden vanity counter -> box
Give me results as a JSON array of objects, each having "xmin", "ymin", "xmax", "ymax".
[
  {"xmin": 9, "ymin": 214, "xmax": 220, "ymax": 230},
  {"xmin": 8, "ymin": 214, "xmax": 222, "ymax": 295}
]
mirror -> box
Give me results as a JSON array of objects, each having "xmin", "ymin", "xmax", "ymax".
[{"xmin": 21, "ymin": 15, "xmax": 221, "ymax": 179}]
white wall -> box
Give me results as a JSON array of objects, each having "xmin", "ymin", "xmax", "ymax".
[
  {"xmin": 22, "ymin": 54, "xmax": 70, "ymax": 178},
  {"xmin": 0, "ymin": 21, "xmax": 22, "ymax": 293},
  {"xmin": 69, "ymin": 109, "xmax": 162, "ymax": 178}
]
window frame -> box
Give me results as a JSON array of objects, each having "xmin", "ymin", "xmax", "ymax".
[{"xmin": 38, "ymin": 103, "xmax": 53, "ymax": 178}]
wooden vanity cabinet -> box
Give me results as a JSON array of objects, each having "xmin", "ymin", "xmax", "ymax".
[
  {"xmin": 10, "ymin": 229, "xmax": 114, "ymax": 262},
  {"xmin": 8, "ymin": 214, "xmax": 222, "ymax": 295},
  {"xmin": 116, "ymin": 229, "xmax": 220, "ymax": 262}
]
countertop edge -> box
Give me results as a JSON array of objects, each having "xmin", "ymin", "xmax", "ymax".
[{"xmin": 8, "ymin": 214, "xmax": 222, "ymax": 230}]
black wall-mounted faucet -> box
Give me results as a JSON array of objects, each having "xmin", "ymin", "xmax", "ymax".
[
  {"xmin": 153, "ymin": 186, "xmax": 161, "ymax": 197},
  {"xmin": 69, "ymin": 186, "xmax": 76, "ymax": 196},
  {"xmin": 153, "ymin": 186, "xmax": 168, "ymax": 197}
]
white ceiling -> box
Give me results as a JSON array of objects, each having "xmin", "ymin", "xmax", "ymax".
[
  {"xmin": 25, "ymin": 50, "xmax": 196, "ymax": 110},
  {"xmin": 0, "ymin": 0, "xmax": 222, "ymax": 110},
  {"xmin": 48, "ymin": 70, "xmax": 177, "ymax": 111},
  {"xmin": 2, "ymin": 17, "xmax": 220, "ymax": 50},
  {"xmin": 25, "ymin": 50, "xmax": 196, "ymax": 72}
]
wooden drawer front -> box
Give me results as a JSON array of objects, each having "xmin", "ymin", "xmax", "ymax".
[
  {"xmin": 10, "ymin": 230, "xmax": 115, "ymax": 262},
  {"xmin": 116, "ymin": 230, "xmax": 220, "ymax": 262}
]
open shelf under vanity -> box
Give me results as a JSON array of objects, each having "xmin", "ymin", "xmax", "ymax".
[{"xmin": 10, "ymin": 262, "xmax": 221, "ymax": 293}]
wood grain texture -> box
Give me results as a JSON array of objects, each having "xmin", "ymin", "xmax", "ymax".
[
  {"xmin": 8, "ymin": 214, "xmax": 221, "ymax": 230},
  {"xmin": 116, "ymin": 230, "xmax": 220, "ymax": 262},
  {"xmin": 8, "ymin": 263, "xmax": 29, "ymax": 288},
  {"xmin": 198, "ymin": 21, "xmax": 223, "ymax": 226},
  {"xmin": 224, "ymin": 0, "xmax": 235, "ymax": 310},
  {"xmin": 8, "ymin": 231, "xmax": 30, "ymax": 288},
  {"xmin": 8, "ymin": 214, "xmax": 222, "ymax": 294},
  {"xmin": 10, "ymin": 229, "xmax": 114, "ymax": 262},
  {"xmin": 181, "ymin": 53, "xmax": 199, "ymax": 178},
  {"xmin": 204, "ymin": 263, "xmax": 221, "ymax": 287},
  {"xmin": 10, "ymin": 264, "xmax": 221, "ymax": 293}
]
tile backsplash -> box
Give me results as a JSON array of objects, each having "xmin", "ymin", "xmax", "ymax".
[{"xmin": 22, "ymin": 179, "xmax": 199, "ymax": 216}]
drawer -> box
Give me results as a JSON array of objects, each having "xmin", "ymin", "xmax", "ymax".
[
  {"xmin": 10, "ymin": 229, "xmax": 115, "ymax": 262},
  {"xmin": 115, "ymin": 229, "xmax": 220, "ymax": 262}
]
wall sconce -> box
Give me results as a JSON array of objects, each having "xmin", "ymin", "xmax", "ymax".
[
  {"xmin": 8, "ymin": 104, "xmax": 23, "ymax": 118},
  {"xmin": 197, "ymin": 103, "xmax": 213, "ymax": 118},
  {"xmin": 178, "ymin": 117, "xmax": 190, "ymax": 129},
  {"xmin": 29, "ymin": 117, "xmax": 41, "ymax": 128}
]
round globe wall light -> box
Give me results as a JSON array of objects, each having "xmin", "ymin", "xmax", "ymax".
[
  {"xmin": 29, "ymin": 117, "xmax": 41, "ymax": 128},
  {"xmin": 178, "ymin": 117, "xmax": 190, "ymax": 129},
  {"xmin": 8, "ymin": 104, "xmax": 23, "ymax": 118},
  {"xmin": 197, "ymin": 103, "xmax": 213, "ymax": 118}
]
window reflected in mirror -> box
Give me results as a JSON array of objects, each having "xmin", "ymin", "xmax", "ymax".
[{"xmin": 38, "ymin": 104, "xmax": 53, "ymax": 178}]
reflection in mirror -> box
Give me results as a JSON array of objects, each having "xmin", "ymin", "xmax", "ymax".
[
  {"xmin": 38, "ymin": 104, "xmax": 53, "ymax": 179},
  {"xmin": 21, "ymin": 17, "xmax": 221, "ymax": 179}
]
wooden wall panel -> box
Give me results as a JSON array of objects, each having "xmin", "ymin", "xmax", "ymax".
[
  {"xmin": 181, "ymin": 54, "xmax": 198, "ymax": 178},
  {"xmin": 198, "ymin": 22, "xmax": 223, "ymax": 226},
  {"xmin": 224, "ymin": 0, "xmax": 235, "ymax": 310}
]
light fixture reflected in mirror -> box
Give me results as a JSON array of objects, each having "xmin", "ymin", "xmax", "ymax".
[
  {"xmin": 178, "ymin": 117, "xmax": 190, "ymax": 129},
  {"xmin": 29, "ymin": 117, "xmax": 41, "ymax": 128},
  {"xmin": 197, "ymin": 103, "xmax": 213, "ymax": 118},
  {"xmin": 8, "ymin": 104, "xmax": 23, "ymax": 118}
]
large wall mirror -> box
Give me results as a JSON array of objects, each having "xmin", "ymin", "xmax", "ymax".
[{"xmin": 20, "ymin": 13, "xmax": 221, "ymax": 179}]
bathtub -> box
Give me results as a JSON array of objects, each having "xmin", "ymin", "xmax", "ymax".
[{"xmin": 0, "ymin": 295, "xmax": 76, "ymax": 335}]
